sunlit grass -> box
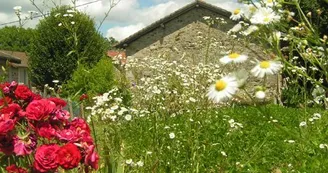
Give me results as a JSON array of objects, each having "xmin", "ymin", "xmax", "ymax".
[{"xmin": 95, "ymin": 105, "xmax": 328, "ymax": 172}]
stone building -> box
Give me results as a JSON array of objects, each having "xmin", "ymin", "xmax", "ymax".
[
  {"xmin": 0, "ymin": 50, "xmax": 30, "ymax": 85},
  {"xmin": 114, "ymin": 0, "xmax": 280, "ymax": 103}
]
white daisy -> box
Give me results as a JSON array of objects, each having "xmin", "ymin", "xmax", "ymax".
[
  {"xmin": 243, "ymin": 3, "xmax": 261, "ymax": 18},
  {"xmin": 271, "ymin": 31, "xmax": 281, "ymax": 44},
  {"xmin": 207, "ymin": 76, "xmax": 239, "ymax": 103},
  {"xmin": 263, "ymin": 0, "xmax": 276, "ymax": 7},
  {"xmin": 241, "ymin": 25, "xmax": 259, "ymax": 36},
  {"xmin": 230, "ymin": 8, "xmax": 243, "ymax": 21},
  {"xmin": 251, "ymin": 60, "xmax": 282, "ymax": 78},
  {"xmin": 220, "ymin": 53, "xmax": 248, "ymax": 64},
  {"xmin": 233, "ymin": 69, "xmax": 249, "ymax": 87},
  {"xmin": 299, "ymin": 121, "xmax": 306, "ymax": 127},
  {"xmin": 169, "ymin": 132, "xmax": 175, "ymax": 139},
  {"xmin": 228, "ymin": 23, "xmax": 243, "ymax": 35},
  {"xmin": 125, "ymin": 114, "xmax": 132, "ymax": 121},
  {"xmin": 255, "ymin": 91, "xmax": 266, "ymax": 99},
  {"xmin": 250, "ymin": 7, "xmax": 281, "ymax": 24},
  {"xmin": 13, "ymin": 6, "xmax": 22, "ymax": 12}
]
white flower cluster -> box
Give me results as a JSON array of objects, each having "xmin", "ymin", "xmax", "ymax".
[
  {"xmin": 299, "ymin": 113, "xmax": 322, "ymax": 127},
  {"xmin": 125, "ymin": 159, "xmax": 144, "ymax": 167},
  {"xmin": 228, "ymin": 119, "xmax": 243, "ymax": 131},
  {"xmin": 55, "ymin": 9, "xmax": 77, "ymax": 27},
  {"xmin": 86, "ymin": 88, "xmax": 149, "ymax": 122},
  {"xmin": 125, "ymin": 56, "xmax": 223, "ymax": 110}
]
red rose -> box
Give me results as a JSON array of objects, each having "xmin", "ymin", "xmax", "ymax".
[
  {"xmin": 84, "ymin": 145, "xmax": 99, "ymax": 170},
  {"xmin": 70, "ymin": 118, "xmax": 91, "ymax": 134},
  {"xmin": 48, "ymin": 97, "xmax": 67, "ymax": 108},
  {"xmin": 0, "ymin": 97, "xmax": 12, "ymax": 106},
  {"xmin": 56, "ymin": 143, "xmax": 82, "ymax": 169},
  {"xmin": 31, "ymin": 93, "xmax": 42, "ymax": 101},
  {"xmin": 0, "ymin": 119, "xmax": 15, "ymax": 135},
  {"xmin": 36, "ymin": 122, "xmax": 56, "ymax": 139},
  {"xmin": 26, "ymin": 99, "xmax": 56, "ymax": 121},
  {"xmin": 0, "ymin": 104, "xmax": 21, "ymax": 118},
  {"xmin": 79, "ymin": 94, "xmax": 88, "ymax": 101},
  {"xmin": 33, "ymin": 144, "xmax": 60, "ymax": 173},
  {"xmin": 6, "ymin": 164, "xmax": 28, "ymax": 173},
  {"xmin": 0, "ymin": 135, "xmax": 14, "ymax": 155},
  {"xmin": 14, "ymin": 85, "xmax": 33, "ymax": 101}
]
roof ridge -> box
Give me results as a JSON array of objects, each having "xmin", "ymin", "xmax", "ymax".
[{"xmin": 114, "ymin": 1, "xmax": 231, "ymax": 48}]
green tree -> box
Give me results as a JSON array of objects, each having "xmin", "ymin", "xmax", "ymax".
[
  {"xmin": 0, "ymin": 26, "xmax": 35, "ymax": 52},
  {"xmin": 29, "ymin": 5, "xmax": 108, "ymax": 87},
  {"xmin": 106, "ymin": 36, "xmax": 119, "ymax": 49}
]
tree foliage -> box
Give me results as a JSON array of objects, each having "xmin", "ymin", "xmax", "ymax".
[
  {"xmin": 29, "ymin": 6, "xmax": 108, "ymax": 87},
  {"xmin": 61, "ymin": 57, "xmax": 116, "ymax": 100},
  {"xmin": 0, "ymin": 26, "xmax": 35, "ymax": 52}
]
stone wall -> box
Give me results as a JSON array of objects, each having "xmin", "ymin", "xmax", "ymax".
[{"xmin": 123, "ymin": 6, "xmax": 280, "ymax": 103}]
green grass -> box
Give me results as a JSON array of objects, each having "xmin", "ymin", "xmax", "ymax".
[{"xmin": 94, "ymin": 105, "xmax": 328, "ymax": 173}]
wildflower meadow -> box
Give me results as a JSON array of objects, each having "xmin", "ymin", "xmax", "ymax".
[{"xmin": 1, "ymin": 0, "xmax": 328, "ymax": 172}]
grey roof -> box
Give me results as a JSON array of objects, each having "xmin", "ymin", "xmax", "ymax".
[
  {"xmin": 115, "ymin": 0, "xmax": 232, "ymax": 48},
  {"xmin": 0, "ymin": 50, "xmax": 22, "ymax": 63}
]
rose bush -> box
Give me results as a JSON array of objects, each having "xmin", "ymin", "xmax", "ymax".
[{"xmin": 0, "ymin": 81, "xmax": 99, "ymax": 172}]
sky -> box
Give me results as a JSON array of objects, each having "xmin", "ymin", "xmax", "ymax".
[{"xmin": 0, "ymin": 0, "xmax": 240, "ymax": 41}]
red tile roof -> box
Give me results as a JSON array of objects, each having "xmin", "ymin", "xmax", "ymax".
[{"xmin": 107, "ymin": 50, "xmax": 127, "ymax": 65}]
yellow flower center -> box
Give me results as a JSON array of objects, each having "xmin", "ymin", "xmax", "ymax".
[
  {"xmin": 228, "ymin": 53, "xmax": 240, "ymax": 59},
  {"xmin": 233, "ymin": 9, "xmax": 240, "ymax": 15},
  {"xmin": 249, "ymin": 6, "xmax": 256, "ymax": 13},
  {"xmin": 267, "ymin": 0, "xmax": 273, "ymax": 3},
  {"xmin": 263, "ymin": 17, "xmax": 270, "ymax": 23},
  {"xmin": 215, "ymin": 80, "xmax": 227, "ymax": 91},
  {"xmin": 260, "ymin": 61, "xmax": 271, "ymax": 69}
]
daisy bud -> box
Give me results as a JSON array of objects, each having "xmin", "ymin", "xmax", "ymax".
[
  {"xmin": 306, "ymin": 12, "xmax": 312, "ymax": 17},
  {"xmin": 316, "ymin": 9, "xmax": 322, "ymax": 15}
]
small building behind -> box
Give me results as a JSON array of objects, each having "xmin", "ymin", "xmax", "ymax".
[{"xmin": 0, "ymin": 50, "xmax": 30, "ymax": 85}]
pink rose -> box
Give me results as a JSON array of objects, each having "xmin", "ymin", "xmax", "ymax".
[
  {"xmin": 56, "ymin": 129, "xmax": 79, "ymax": 142},
  {"xmin": 70, "ymin": 118, "xmax": 91, "ymax": 134},
  {"xmin": 13, "ymin": 134, "xmax": 37, "ymax": 156},
  {"xmin": 84, "ymin": 145, "xmax": 99, "ymax": 170}
]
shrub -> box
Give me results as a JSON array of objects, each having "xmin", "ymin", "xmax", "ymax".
[{"xmin": 61, "ymin": 57, "xmax": 117, "ymax": 101}]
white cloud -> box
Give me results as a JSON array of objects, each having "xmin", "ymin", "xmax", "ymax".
[
  {"xmin": 0, "ymin": 0, "xmax": 240, "ymax": 41},
  {"xmin": 106, "ymin": 23, "xmax": 145, "ymax": 41}
]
